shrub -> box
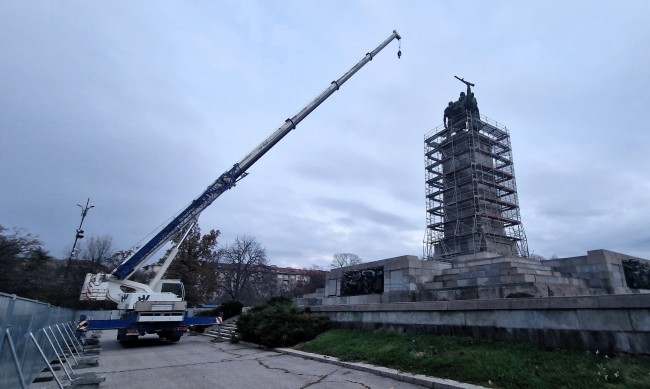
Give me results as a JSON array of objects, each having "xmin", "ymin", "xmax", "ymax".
[
  {"xmin": 237, "ymin": 298, "xmax": 329, "ymax": 348},
  {"xmin": 195, "ymin": 300, "xmax": 244, "ymax": 320}
]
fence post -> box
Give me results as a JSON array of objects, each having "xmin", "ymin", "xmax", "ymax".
[
  {"xmin": 4, "ymin": 328, "xmax": 28, "ymax": 389},
  {"xmin": 29, "ymin": 332, "xmax": 64, "ymax": 389},
  {"xmin": 0, "ymin": 295, "xmax": 17, "ymax": 358}
]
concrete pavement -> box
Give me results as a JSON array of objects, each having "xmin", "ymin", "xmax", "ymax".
[{"xmin": 31, "ymin": 330, "xmax": 485, "ymax": 389}]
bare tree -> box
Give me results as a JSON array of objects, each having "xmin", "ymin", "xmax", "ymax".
[
  {"xmin": 0, "ymin": 225, "xmax": 59, "ymax": 302},
  {"xmin": 330, "ymin": 253, "xmax": 363, "ymax": 268},
  {"xmin": 110, "ymin": 249, "xmax": 133, "ymax": 268},
  {"xmin": 0, "ymin": 225, "xmax": 42, "ymax": 261},
  {"xmin": 217, "ymin": 235, "xmax": 268, "ymax": 304},
  {"xmin": 0, "ymin": 225, "xmax": 47, "ymax": 294},
  {"xmin": 528, "ymin": 251, "xmax": 547, "ymax": 261},
  {"xmin": 80, "ymin": 235, "xmax": 115, "ymax": 268}
]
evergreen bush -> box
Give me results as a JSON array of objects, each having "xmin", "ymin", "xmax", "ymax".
[
  {"xmin": 237, "ymin": 297, "xmax": 329, "ymax": 348},
  {"xmin": 195, "ymin": 300, "xmax": 243, "ymax": 320}
]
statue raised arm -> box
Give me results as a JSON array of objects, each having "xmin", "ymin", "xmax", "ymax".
[
  {"xmin": 455, "ymin": 76, "xmax": 474, "ymax": 93},
  {"xmin": 443, "ymin": 76, "xmax": 480, "ymax": 128},
  {"xmin": 454, "ymin": 76, "xmax": 479, "ymax": 116}
]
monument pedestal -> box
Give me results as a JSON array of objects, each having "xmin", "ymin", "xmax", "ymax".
[
  {"xmin": 422, "ymin": 254, "xmax": 596, "ymax": 300},
  {"xmin": 296, "ymin": 250, "xmax": 648, "ymax": 309}
]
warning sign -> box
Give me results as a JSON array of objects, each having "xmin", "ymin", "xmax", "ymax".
[{"xmin": 215, "ymin": 317, "xmax": 223, "ymax": 325}]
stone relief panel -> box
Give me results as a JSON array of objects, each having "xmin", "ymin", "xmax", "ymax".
[
  {"xmin": 622, "ymin": 259, "xmax": 650, "ymax": 289},
  {"xmin": 341, "ymin": 266, "xmax": 384, "ymax": 296}
]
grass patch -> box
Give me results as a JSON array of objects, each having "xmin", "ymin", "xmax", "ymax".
[{"xmin": 297, "ymin": 329, "xmax": 650, "ymax": 389}]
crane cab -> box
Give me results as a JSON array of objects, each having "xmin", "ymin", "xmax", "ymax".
[{"xmin": 156, "ymin": 279, "xmax": 185, "ymax": 299}]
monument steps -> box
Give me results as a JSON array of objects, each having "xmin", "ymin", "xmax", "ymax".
[
  {"xmin": 449, "ymin": 256, "xmax": 543, "ymax": 268},
  {"xmin": 437, "ymin": 266, "xmax": 559, "ymax": 280},
  {"xmin": 425, "ymin": 255, "xmax": 591, "ymax": 291},
  {"xmin": 426, "ymin": 273, "xmax": 589, "ymax": 289},
  {"xmin": 421, "ymin": 281, "xmax": 596, "ymax": 300}
]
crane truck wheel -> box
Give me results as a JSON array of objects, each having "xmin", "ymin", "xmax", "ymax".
[
  {"xmin": 117, "ymin": 329, "xmax": 138, "ymax": 344},
  {"xmin": 157, "ymin": 331, "xmax": 181, "ymax": 342}
]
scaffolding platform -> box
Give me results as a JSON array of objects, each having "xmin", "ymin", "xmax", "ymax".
[{"xmin": 424, "ymin": 112, "xmax": 528, "ymax": 261}]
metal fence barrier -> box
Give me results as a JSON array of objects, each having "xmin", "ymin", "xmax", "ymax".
[
  {"xmin": 1, "ymin": 295, "xmax": 204, "ymax": 387},
  {"xmin": 0, "ymin": 292, "xmax": 76, "ymax": 388}
]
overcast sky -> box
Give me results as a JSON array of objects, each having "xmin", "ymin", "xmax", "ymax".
[{"xmin": 1, "ymin": 1, "xmax": 649, "ymax": 269}]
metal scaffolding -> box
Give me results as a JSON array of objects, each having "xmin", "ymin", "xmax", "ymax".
[{"xmin": 424, "ymin": 112, "xmax": 529, "ymax": 260}]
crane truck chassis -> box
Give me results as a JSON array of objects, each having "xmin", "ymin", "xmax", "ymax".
[{"xmin": 79, "ymin": 30, "xmax": 401, "ymax": 343}]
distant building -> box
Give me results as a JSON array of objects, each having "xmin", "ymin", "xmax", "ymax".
[
  {"xmin": 143, "ymin": 262, "xmax": 326, "ymax": 302},
  {"xmin": 265, "ymin": 265, "xmax": 314, "ymax": 291}
]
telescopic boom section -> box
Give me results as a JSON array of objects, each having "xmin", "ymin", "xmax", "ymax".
[{"xmin": 111, "ymin": 30, "xmax": 401, "ymax": 281}]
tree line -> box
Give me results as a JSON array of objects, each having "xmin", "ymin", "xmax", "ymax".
[{"xmin": 0, "ymin": 224, "xmax": 326, "ymax": 309}]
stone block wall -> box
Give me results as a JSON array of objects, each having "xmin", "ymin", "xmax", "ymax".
[
  {"xmin": 301, "ymin": 250, "xmax": 649, "ymax": 308},
  {"xmin": 323, "ymin": 255, "xmax": 450, "ymax": 304},
  {"xmin": 545, "ymin": 249, "xmax": 650, "ymax": 294},
  {"xmin": 311, "ymin": 294, "xmax": 650, "ymax": 355}
]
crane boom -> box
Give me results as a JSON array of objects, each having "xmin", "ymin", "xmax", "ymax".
[
  {"xmin": 111, "ymin": 30, "xmax": 401, "ymax": 281},
  {"xmin": 80, "ymin": 30, "xmax": 401, "ymax": 344}
]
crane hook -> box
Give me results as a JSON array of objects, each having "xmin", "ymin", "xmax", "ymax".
[{"xmin": 397, "ymin": 39, "xmax": 402, "ymax": 59}]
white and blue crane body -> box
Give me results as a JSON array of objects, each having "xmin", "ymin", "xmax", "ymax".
[{"xmin": 80, "ymin": 30, "xmax": 401, "ymax": 343}]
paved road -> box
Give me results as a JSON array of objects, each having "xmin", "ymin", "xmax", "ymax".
[{"xmin": 75, "ymin": 330, "xmax": 427, "ymax": 389}]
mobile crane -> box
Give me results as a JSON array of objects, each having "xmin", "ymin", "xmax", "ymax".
[{"xmin": 80, "ymin": 30, "xmax": 402, "ymax": 343}]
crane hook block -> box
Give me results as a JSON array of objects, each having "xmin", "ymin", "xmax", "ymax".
[{"xmin": 397, "ymin": 34, "xmax": 402, "ymax": 59}]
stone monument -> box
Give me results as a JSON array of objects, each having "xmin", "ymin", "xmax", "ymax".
[
  {"xmin": 296, "ymin": 78, "xmax": 650, "ymax": 305},
  {"xmin": 425, "ymin": 77, "xmax": 527, "ymax": 260},
  {"xmin": 293, "ymin": 80, "xmax": 650, "ymax": 356}
]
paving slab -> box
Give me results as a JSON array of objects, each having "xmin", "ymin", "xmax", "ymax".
[{"xmin": 32, "ymin": 330, "xmax": 479, "ymax": 389}]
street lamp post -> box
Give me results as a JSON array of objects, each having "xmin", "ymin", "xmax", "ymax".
[{"xmin": 67, "ymin": 198, "xmax": 95, "ymax": 273}]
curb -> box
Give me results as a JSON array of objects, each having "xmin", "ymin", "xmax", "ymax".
[{"xmin": 275, "ymin": 348, "xmax": 488, "ymax": 389}]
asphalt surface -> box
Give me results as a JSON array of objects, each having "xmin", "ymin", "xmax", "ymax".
[{"xmin": 30, "ymin": 330, "xmax": 485, "ymax": 389}]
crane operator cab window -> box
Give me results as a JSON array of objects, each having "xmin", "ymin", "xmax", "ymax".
[{"xmin": 160, "ymin": 280, "xmax": 185, "ymax": 299}]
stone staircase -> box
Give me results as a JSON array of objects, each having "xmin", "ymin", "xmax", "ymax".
[{"xmin": 204, "ymin": 317, "xmax": 239, "ymax": 342}]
